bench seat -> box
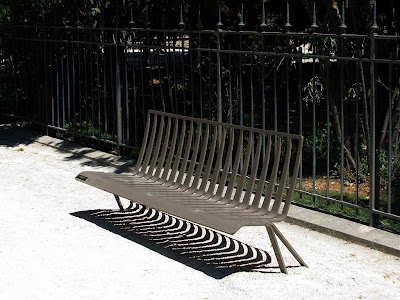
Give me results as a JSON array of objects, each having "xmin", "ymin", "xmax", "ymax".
[{"xmin": 77, "ymin": 171, "xmax": 287, "ymax": 234}]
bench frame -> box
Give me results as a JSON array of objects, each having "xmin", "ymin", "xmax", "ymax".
[{"xmin": 76, "ymin": 110, "xmax": 307, "ymax": 273}]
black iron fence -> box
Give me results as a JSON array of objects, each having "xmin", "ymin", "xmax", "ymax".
[{"xmin": 1, "ymin": 2, "xmax": 399, "ymax": 232}]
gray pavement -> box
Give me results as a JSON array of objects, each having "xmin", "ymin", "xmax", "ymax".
[
  {"xmin": 5, "ymin": 124, "xmax": 399, "ymax": 258},
  {"xmin": 1, "ymin": 124, "xmax": 400, "ymax": 299}
]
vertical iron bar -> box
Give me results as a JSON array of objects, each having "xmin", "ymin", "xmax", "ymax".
[
  {"xmin": 340, "ymin": 35, "xmax": 345, "ymax": 208},
  {"xmin": 43, "ymin": 24, "xmax": 49, "ymax": 134},
  {"xmin": 228, "ymin": 44, "xmax": 233, "ymax": 171},
  {"xmin": 239, "ymin": 34, "xmax": 244, "ymax": 171},
  {"xmin": 146, "ymin": 23, "xmax": 155, "ymax": 110},
  {"xmin": 102, "ymin": 12, "xmax": 108, "ymax": 139},
  {"xmin": 198, "ymin": 30, "xmax": 203, "ymax": 120},
  {"xmin": 388, "ymin": 53, "xmax": 393, "ymax": 213},
  {"xmin": 370, "ymin": 2, "xmax": 378, "ymax": 226},
  {"xmin": 72, "ymin": 30, "xmax": 76, "ymax": 134},
  {"xmin": 110, "ymin": 40, "xmax": 115, "ymax": 142},
  {"xmin": 326, "ymin": 50, "xmax": 331, "ymax": 200},
  {"xmin": 115, "ymin": 27, "xmax": 122, "ymax": 146},
  {"xmin": 274, "ymin": 46, "xmax": 278, "ymax": 144},
  {"xmin": 124, "ymin": 47, "xmax": 130, "ymax": 144},
  {"xmin": 181, "ymin": 27, "xmax": 186, "ymax": 115},
  {"xmin": 84, "ymin": 27, "xmax": 89, "ymax": 136},
  {"xmin": 130, "ymin": 19, "xmax": 138, "ymax": 146},
  {"xmin": 89, "ymin": 9, "xmax": 95, "ymax": 136},
  {"xmin": 172, "ymin": 36, "xmax": 178, "ymax": 114},
  {"xmin": 312, "ymin": 35, "xmax": 316, "ymax": 203},
  {"xmin": 208, "ymin": 45, "xmax": 212, "ymax": 119},
  {"xmin": 77, "ymin": 22, "xmax": 82, "ymax": 134},
  {"xmin": 286, "ymin": 33, "xmax": 290, "ymax": 133},
  {"xmin": 163, "ymin": 31, "xmax": 174, "ymax": 113},
  {"xmin": 298, "ymin": 47, "xmax": 303, "ymax": 195},
  {"xmin": 250, "ymin": 54, "xmax": 254, "ymax": 164},
  {"xmin": 103, "ymin": 43, "xmax": 108, "ymax": 139},
  {"xmin": 229, "ymin": 44, "xmax": 233, "ymax": 125},
  {"xmin": 239, "ymin": 34, "xmax": 243, "ymax": 127},
  {"xmin": 355, "ymin": 46, "xmax": 360, "ymax": 209},
  {"xmin": 217, "ymin": 24, "xmax": 223, "ymax": 145},
  {"xmin": 156, "ymin": 47, "xmax": 165, "ymax": 112},
  {"xmin": 96, "ymin": 41, "xmax": 101, "ymax": 139},
  {"xmin": 217, "ymin": 29, "xmax": 222, "ymax": 124},
  {"xmin": 56, "ymin": 49, "xmax": 60, "ymax": 128},
  {"xmin": 190, "ymin": 44, "xmax": 194, "ymax": 117},
  {"xmin": 66, "ymin": 26, "xmax": 71, "ymax": 125},
  {"xmin": 139, "ymin": 45, "xmax": 146, "ymax": 128},
  {"xmin": 61, "ymin": 45, "xmax": 65, "ymax": 129},
  {"xmin": 51, "ymin": 35, "xmax": 55, "ymax": 127},
  {"xmin": 261, "ymin": 35, "xmax": 266, "ymax": 161}
]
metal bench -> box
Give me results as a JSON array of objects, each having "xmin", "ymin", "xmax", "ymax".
[{"xmin": 75, "ymin": 110, "xmax": 307, "ymax": 273}]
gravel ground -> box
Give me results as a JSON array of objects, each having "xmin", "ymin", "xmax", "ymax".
[{"xmin": 1, "ymin": 125, "xmax": 400, "ymax": 300}]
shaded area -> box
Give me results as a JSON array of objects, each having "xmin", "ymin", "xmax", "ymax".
[
  {"xmin": 0, "ymin": 124, "xmax": 40, "ymax": 148},
  {"xmin": 0, "ymin": 124, "xmax": 135, "ymax": 173},
  {"xmin": 71, "ymin": 204, "xmax": 282, "ymax": 279}
]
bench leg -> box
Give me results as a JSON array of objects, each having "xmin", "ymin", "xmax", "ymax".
[
  {"xmin": 266, "ymin": 225, "xmax": 287, "ymax": 274},
  {"xmin": 270, "ymin": 223, "xmax": 308, "ymax": 268},
  {"xmin": 266, "ymin": 224, "xmax": 308, "ymax": 274},
  {"xmin": 114, "ymin": 195, "xmax": 125, "ymax": 212},
  {"xmin": 127, "ymin": 201, "xmax": 135, "ymax": 210}
]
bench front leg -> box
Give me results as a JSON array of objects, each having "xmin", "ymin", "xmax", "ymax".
[
  {"xmin": 270, "ymin": 223, "xmax": 308, "ymax": 268},
  {"xmin": 266, "ymin": 225, "xmax": 287, "ymax": 274},
  {"xmin": 266, "ymin": 224, "xmax": 308, "ymax": 274}
]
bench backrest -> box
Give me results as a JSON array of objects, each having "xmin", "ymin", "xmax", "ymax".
[{"xmin": 133, "ymin": 110, "xmax": 303, "ymax": 219}]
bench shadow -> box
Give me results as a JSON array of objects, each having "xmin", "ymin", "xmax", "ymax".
[{"xmin": 71, "ymin": 204, "xmax": 283, "ymax": 279}]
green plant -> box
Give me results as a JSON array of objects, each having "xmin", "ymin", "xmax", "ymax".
[
  {"xmin": 303, "ymin": 76, "xmax": 324, "ymax": 108},
  {"xmin": 391, "ymin": 155, "xmax": 400, "ymax": 216}
]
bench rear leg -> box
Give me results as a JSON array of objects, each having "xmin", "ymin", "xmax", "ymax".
[
  {"xmin": 127, "ymin": 201, "xmax": 135, "ymax": 210},
  {"xmin": 114, "ymin": 195, "xmax": 125, "ymax": 212}
]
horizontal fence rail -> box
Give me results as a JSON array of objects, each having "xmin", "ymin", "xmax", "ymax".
[{"xmin": 0, "ymin": 1, "xmax": 399, "ymax": 232}]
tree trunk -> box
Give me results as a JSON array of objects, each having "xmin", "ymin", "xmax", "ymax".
[{"xmin": 320, "ymin": 61, "xmax": 357, "ymax": 170}]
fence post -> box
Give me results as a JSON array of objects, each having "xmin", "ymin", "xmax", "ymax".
[{"xmin": 369, "ymin": 0, "xmax": 379, "ymax": 227}]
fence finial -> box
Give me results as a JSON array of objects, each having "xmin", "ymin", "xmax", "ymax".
[
  {"xmin": 311, "ymin": 2, "xmax": 318, "ymax": 31},
  {"xmin": 371, "ymin": 0, "xmax": 379, "ymax": 32},
  {"xmin": 198, "ymin": 4, "xmax": 202, "ymax": 29},
  {"xmin": 339, "ymin": 1, "xmax": 347, "ymax": 32},
  {"xmin": 76, "ymin": 7, "xmax": 81, "ymax": 27},
  {"xmin": 238, "ymin": 3, "xmax": 245, "ymax": 30},
  {"xmin": 260, "ymin": 3, "xmax": 267, "ymax": 32},
  {"xmin": 145, "ymin": 5, "xmax": 151, "ymax": 28},
  {"xmin": 285, "ymin": 2, "xmax": 291, "ymax": 31},
  {"xmin": 217, "ymin": 3, "xmax": 223, "ymax": 29},
  {"xmin": 162, "ymin": 8, "xmax": 166, "ymax": 29},
  {"xmin": 179, "ymin": 4, "xmax": 185, "ymax": 29},
  {"xmin": 116, "ymin": 7, "xmax": 119, "ymax": 28},
  {"xmin": 89, "ymin": 3, "xmax": 93, "ymax": 26},
  {"xmin": 130, "ymin": 8, "xmax": 135, "ymax": 27}
]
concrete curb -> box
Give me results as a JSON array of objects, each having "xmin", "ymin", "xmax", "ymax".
[
  {"xmin": 8, "ymin": 125, "xmax": 400, "ymax": 258},
  {"xmin": 286, "ymin": 206, "xmax": 400, "ymax": 257}
]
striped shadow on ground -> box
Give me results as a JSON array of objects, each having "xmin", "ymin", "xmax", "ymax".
[{"xmin": 70, "ymin": 204, "xmax": 303, "ymax": 278}]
